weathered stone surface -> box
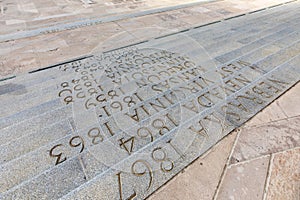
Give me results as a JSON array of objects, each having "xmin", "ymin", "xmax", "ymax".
[
  {"xmin": 217, "ymin": 156, "xmax": 270, "ymax": 200},
  {"xmin": 244, "ymin": 100, "xmax": 287, "ymax": 127},
  {"xmin": 215, "ymin": 30, "xmax": 300, "ymax": 64},
  {"xmin": 0, "ymin": 119, "xmax": 72, "ymax": 164},
  {"xmin": 0, "ymin": 105, "xmax": 73, "ymax": 145},
  {"xmin": 2, "ymin": 158, "xmax": 88, "ymax": 199},
  {"xmin": 277, "ymin": 83, "xmax": 300, "ymax": 118},
  {"xmin": 230, "ymin": 116, "xmax": 300, "ymax": 164},
  {"xmin": 266, "ymin": 148, "xmax": 300, "ymax": 200}
]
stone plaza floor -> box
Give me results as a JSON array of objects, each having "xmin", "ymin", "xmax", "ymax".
[{"xmin": 0, "ymin": 0, "xmax": 299, "ymax": 199}]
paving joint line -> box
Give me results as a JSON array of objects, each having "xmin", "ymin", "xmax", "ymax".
[
  {"xmin": 212, "ymin": 129, "xmax": 241, "ymax": 200},
  {"xmin": 273, "ymin": 146, "xmax": 300, "ymax": 155},
  {"xmin": 263, "ymin": 154, "xmax": 274, "ymax": 200},
  {"xmin": 248, "ymin": 8, "xmax": 267, "ymax": 14},
  {"xmin": 28, "ymin": 55, "xmax": 94, "ymax": 74},
  {"xmin": 0, "ymin": 118, "xmax": 72, "ymax": 149},
  {"xmin": 0, "ymin": 76, "xmax": 16, "ymax": 82},
  {"xmin": 102, "ymin": 40, "xmax": 149, "ymax": 53},
  {"xmin": 250, "ymin": 113, "xmax": 300, "ymax": 128},
  {"xmin": 224, "ymin": 13, "xmax": 246, "ymax": 20},
  {"xmin": 192, "ymin": 20, "xmax": 222, "ymax": 29},
  {"xmin": 145, "ymin": 128, "xmax": 239, "ymax": 199},
  {"xmin": 228, "ymin": 154, "xmax": 272, "ymax": 168}
]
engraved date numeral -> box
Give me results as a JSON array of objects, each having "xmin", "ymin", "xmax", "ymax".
[
  {"xmin": 49, "ymin": 127, "xmax": 103, "ymax": 165},
  {"xmin": 49, "ymin": 144, "xmax": 67, "ymax": 165},
  {"xmin": 115, "ymin": 146, "xmax": 175, "ymax": 198}
]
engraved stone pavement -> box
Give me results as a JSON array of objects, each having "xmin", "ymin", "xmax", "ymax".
[{"xmin": 0, "ymin": 0, "xmax": 299, "ymax": 199}]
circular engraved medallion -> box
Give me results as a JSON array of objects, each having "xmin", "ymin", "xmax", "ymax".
[{"xmin": 58, "ymin": 33, "xmax": 225, "ymax": 174}]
